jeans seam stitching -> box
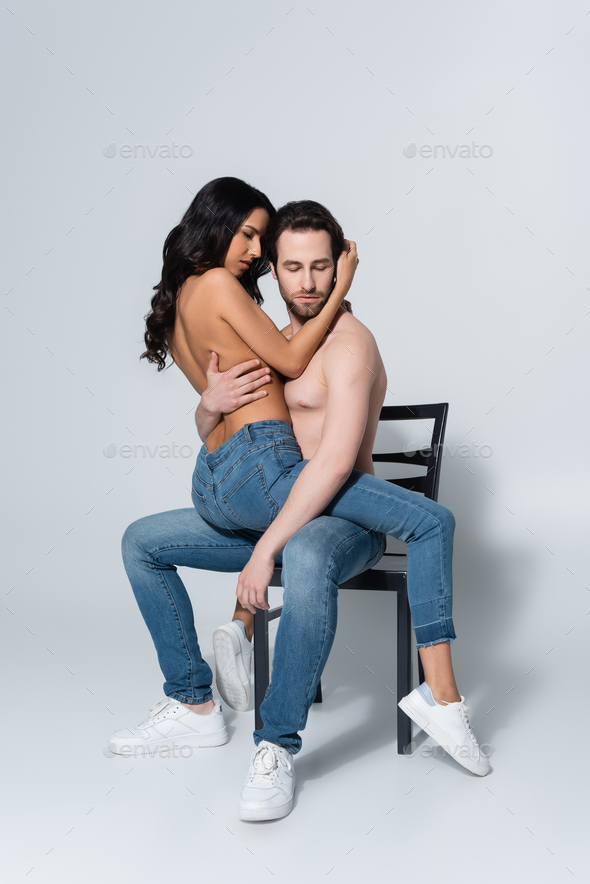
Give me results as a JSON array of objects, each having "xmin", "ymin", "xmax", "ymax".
[{"xmin": 151, "ymin": 555, "xmax": 200, "ymax": 697}]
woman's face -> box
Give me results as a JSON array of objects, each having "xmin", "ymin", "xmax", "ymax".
[{"xmin": 223, "ymin": 207, "xmax": 270, "ymax": 278}]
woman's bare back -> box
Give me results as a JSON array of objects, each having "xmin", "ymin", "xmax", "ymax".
[{"xmin": 169, "ymin": 271, "xmax": 291, "ymax": 452}]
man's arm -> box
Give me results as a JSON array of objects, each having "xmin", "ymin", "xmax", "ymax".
[
  {"xmin": 194, "ymin": 352, "xmax": 271, "ymax": 442},
  {"xmin": 236, "ymin": 334, "xmax": 377, "ymax": 613}
]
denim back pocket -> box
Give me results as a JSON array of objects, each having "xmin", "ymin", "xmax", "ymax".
[
  {"xmin": 191, "ymin": 475, "xmax": 213, "ymax": 526},
  {"xmin": 219, "ymin": 459, "xmax": 281, "ymax": 532},
  {"xmin": 191, "ymin": 481, "xmax": 207, "ymax": 504}
]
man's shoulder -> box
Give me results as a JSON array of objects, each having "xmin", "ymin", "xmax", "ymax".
[
  {"xmin": 321, "ymin": 313, "xmax": 383, "ymax": 382},
  {"xmin": 325, "ymin": 311, "xmax": 380, "ymax": 357},
  {"xmin": 333, "ymin": 308, "xmax": 378, "ymax": 340}
]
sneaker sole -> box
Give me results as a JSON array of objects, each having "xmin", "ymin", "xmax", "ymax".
[
  {"xmin": 239, "ymin": 798, "xmax": 293, "ymax": 821},
  {"xmin": 105, "ymin": 727, "xmax": 229, "ymax": 756},
  {"xmin": 213, "ymin": 627, "xmax": 251, "ymax": 712},
  {"xmin": 398, "ymin": 696, "xmax": 489, "ymax": 776}
]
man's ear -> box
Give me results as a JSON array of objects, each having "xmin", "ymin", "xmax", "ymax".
[{"xmin": 269, "ymin": 262, "xmax": 278, "ymax": 281}]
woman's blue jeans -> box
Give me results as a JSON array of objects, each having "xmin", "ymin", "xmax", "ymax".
[
  {"xmin": 192, "ymin": 420, "xmax": 457, "ymax": 651},
  {"xmin": 121, "ymin": 508, "xmax": 385, "ymax": 754}
]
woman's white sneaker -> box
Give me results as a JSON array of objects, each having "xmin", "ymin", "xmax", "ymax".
[
  {"xmin": 239, "ymin": 741, "xmax": 295, "ymax": 821},
  {"xmin": 398, "ymin": 683, "xmax": 490, "ymax": 776},
  {"xmin": 213, "ymin": 621, "xmax": 253, "ymax": 712},
  {"xmin": 104, "ymin": 697, "xmax": 228, "ymax": 756}
]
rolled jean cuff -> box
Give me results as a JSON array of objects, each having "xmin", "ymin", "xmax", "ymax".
[
  {"xmin": 415, "ymin": 635, "xmax": 457, "ymax": 650},
  {"xmin": 253, "ymin": 736, "xmax": 295, "ymax": 755},
  {"xmin": 166, "ymin": 689, "xmax": 213, "ymax": 705},
  {"xmin": 412, "ymin": 596, "xmax": 456, "ymax": 648}
]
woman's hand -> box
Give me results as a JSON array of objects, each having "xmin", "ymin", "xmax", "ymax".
[
  {"xmin": 335, "ymin": 240, "xmax": 359, "ymax": 292},
  {"xmin": 201, "ymin": 352, "xmax": 272, "ymax": 416},
  {"xmin": 236, "ymin": 546, "xmax": 276, "ymax": 614}
]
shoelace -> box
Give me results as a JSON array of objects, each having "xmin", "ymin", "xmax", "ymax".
[
  {"xmin": 247, "ymin": 744, "xmax": 291, "ymax": 787},
  {"xmin": 138, "ymin": 697, "xmax": 174, "ymax": 726},
  {"xmin": 457, "ymin": 702, "xmax": 479, "ymax": 747}
]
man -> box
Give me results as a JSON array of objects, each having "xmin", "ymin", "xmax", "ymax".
[
  {"xmin": 202, "ymin": 201, "xmax": 487, "ymax": 822},
  {"xmin": 107, "ymin": 202, "xmax": 487, "ymax": 824}
]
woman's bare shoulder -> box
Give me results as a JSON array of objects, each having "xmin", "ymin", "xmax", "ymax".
[
  {"xmin": 181, "ymin": 267, "xmax": 249, "ymax": 308},
  {"xmin": 179, "ymin": 270, "xmax": 245, "ymax": 323}
]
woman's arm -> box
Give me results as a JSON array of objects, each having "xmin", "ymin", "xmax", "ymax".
[{"xmin": 184, "ymin": 243, "xmax": 358, "ymax": 379}]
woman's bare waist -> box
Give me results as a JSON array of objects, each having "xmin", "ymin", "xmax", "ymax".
[{"xmin": 206, "ymin": 398, "xmax": 292, "ymax": 453}]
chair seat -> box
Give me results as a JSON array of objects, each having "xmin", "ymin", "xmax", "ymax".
[
  {"xmin": 339, "ymin": 568, "xmax": 406, "ymax": 591},
  {"xmin": 270, "ymin": 558, "xmax": 409, "ymax": 591}
]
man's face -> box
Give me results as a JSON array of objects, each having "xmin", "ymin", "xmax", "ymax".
[{"xmin": 271, "ymin": 229, "xmax": 334, "ymax": 319}]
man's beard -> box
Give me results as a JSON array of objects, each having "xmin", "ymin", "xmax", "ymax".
[{"xmin": 277, "ymin": 279, "xmax": 332, "ymax": 319}]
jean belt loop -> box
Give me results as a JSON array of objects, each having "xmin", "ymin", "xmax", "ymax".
[{"xmin": 243, "ymin": 423, "xmax": 252, "ymax": 444}]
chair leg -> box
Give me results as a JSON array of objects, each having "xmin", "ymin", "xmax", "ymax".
[
  {"xmin": 253, "ymin": 591, "xmax": 270, "ymax": 732},
  {"xmin": 314, "ymin": 680, "xmax": 322, "ymax": 703},
  {"xmin": 418, "ymin": 652, "xmax": 425, "ymax": 686},
  {"xmin": 396, "ymin": 578, "xmax": 413, "ymax": 755}
]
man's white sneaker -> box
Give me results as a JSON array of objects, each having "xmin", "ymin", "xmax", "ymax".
[
  {"xmin": 239, "ymin": 741, "xmax": 295, "ymax": 821},
  {"xmin": 213, "ymin": 621, "xmax": 253, "ymax": 712},
  {"xmin": 104, "ymin": 697, "xmax": 228, "ymax": 756},
  {"xmin": 398, "ymin": 683, "xmax": 490, "ymax": 776}
]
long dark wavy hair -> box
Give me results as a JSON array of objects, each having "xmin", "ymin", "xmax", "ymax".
[{"xmin": 141, "ymin": 177, "xmax": 276, "ymax": 371}]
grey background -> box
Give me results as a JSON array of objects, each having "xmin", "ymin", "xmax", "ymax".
[{"xmin": 2, "ymin": 1, "xmax": 588, "ymax": 881}]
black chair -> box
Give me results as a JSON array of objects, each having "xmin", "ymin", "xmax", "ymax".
[{"xmin": 253, "ymin": 403, "xmax": 449, "ymax": 755}]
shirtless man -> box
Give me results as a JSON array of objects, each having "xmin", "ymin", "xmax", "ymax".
[{"xmin": 200, "ymin": 202, "xmax": 485, "ymax": 821}]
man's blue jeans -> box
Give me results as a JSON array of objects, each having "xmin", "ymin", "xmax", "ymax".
[
  {"xmin": 121, "ymin": 508, "xmax": 385, "ymax": 754},
  {"xmin": 193, "ymin": 421, "xmax": 457, "ymax": 650}
]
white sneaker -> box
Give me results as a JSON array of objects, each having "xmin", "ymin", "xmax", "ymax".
[
  {"xmin": 239, "ymin": 741, "xmax": 295, "ymax": 821},
  {"xmin": 398, "ymin": 683, "xmax": 490, "ymax": 776},
  {"xmin": 213, "ymin": 621, "xmax": 253, "ymax": 712},
  {"xmin": 104, "ymin": 697, "xmax": 228, "ymax": 756}
]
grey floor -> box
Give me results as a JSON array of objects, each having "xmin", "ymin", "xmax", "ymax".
[{"xmin": 4, "ymin": 573, "xmax": 587, "ymax": 883}]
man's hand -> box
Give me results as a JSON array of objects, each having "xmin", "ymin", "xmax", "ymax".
[
  {"xmin": 236, "ymin": 546, "xmax": 276, "ymax": 614},
  {"xmin": 203, "ymin": 352, "xmax": 271, "ymax": 414},
  {"xmin": 195, "ymin": 353, "xmax": 272, "ymax": 441}
]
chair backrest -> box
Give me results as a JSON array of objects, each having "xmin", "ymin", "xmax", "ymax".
[{"xmin": 373, "ymin": 403, "xmax": 449, "ymax": 502}]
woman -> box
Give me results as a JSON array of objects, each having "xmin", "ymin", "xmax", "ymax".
[{"xmin": 106, "ymin": 178, "xmax": 355, "ymax": 755}]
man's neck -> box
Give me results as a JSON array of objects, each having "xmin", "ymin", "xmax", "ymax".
[
  {"xmin": 289, "ymin": 313, "xmax": 307, "ymax": 335},
  {"xmin": 288, "ymin": 305, "xmax": 345, "ymax": 337}
]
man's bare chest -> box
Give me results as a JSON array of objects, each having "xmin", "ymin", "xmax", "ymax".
[{"xmin": 284, "ymin": 354, "xmax": 327, "ymax": 415}]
